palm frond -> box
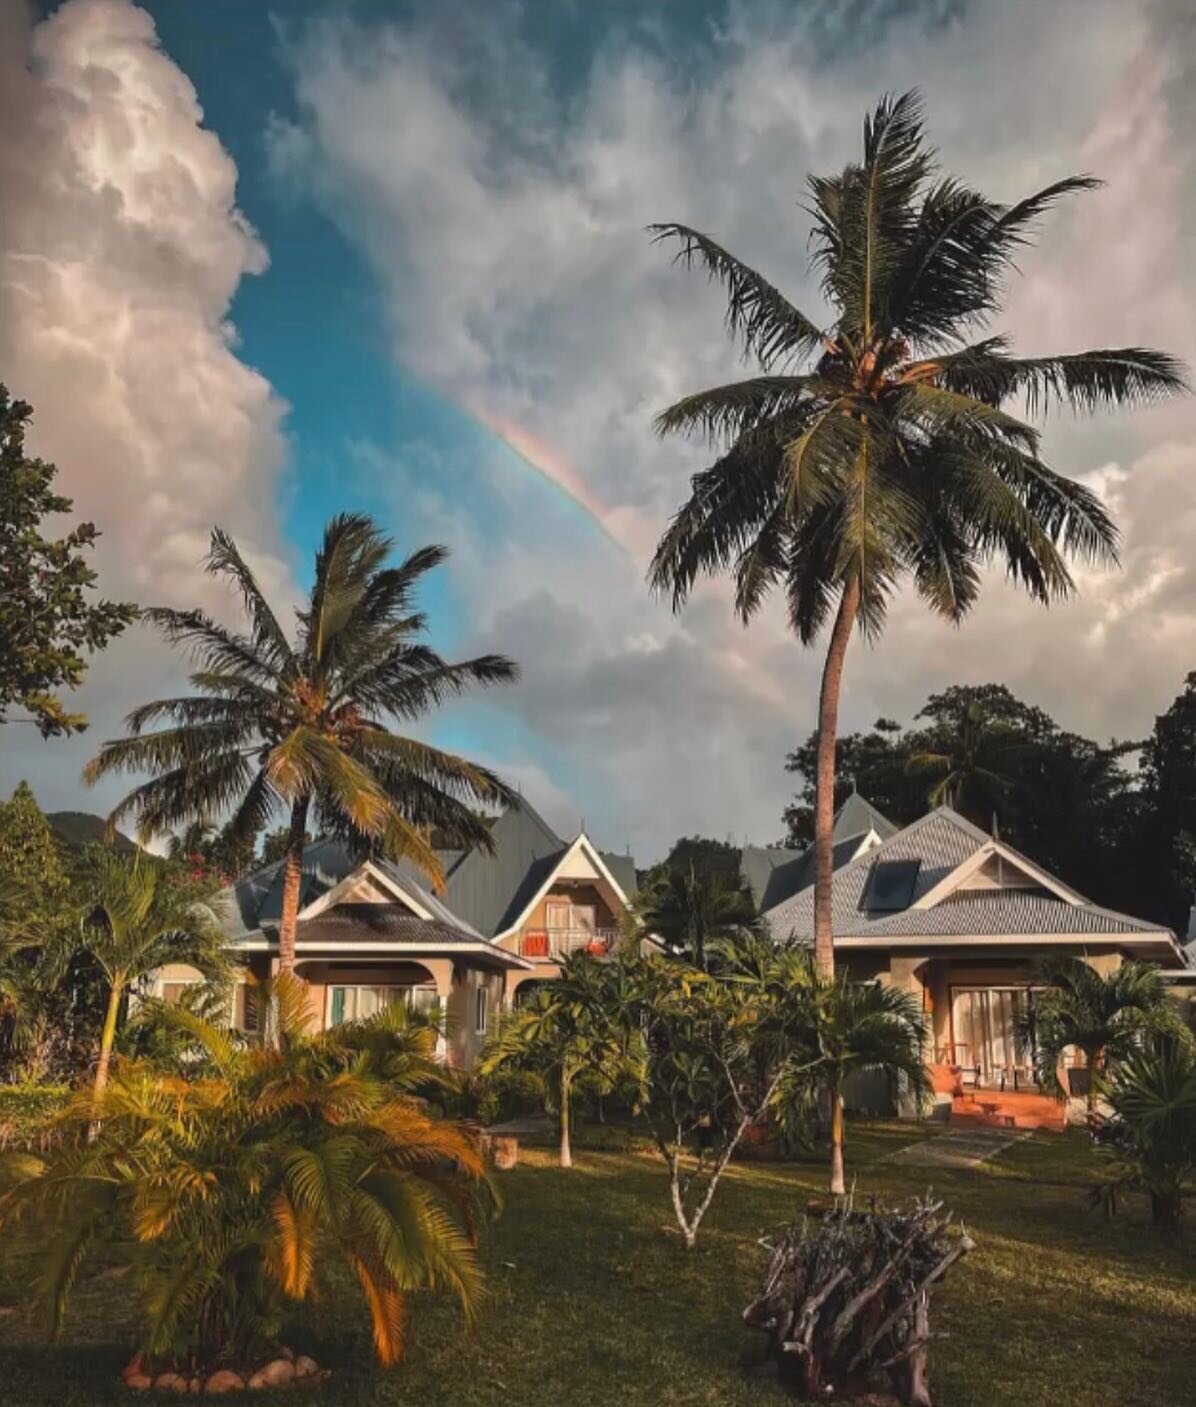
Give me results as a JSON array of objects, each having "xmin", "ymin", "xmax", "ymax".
[{"xmin": 648, "ymin": 223, "xmax": 827, "ymax": 368}]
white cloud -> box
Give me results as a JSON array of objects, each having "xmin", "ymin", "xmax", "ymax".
[
  {"xmin": 267, "ymin": 0, "xmax": 1196, "ymax": 859},
  {"xmin": 0, "ymin": 0, "xmax": 294, "ymax": 815}
]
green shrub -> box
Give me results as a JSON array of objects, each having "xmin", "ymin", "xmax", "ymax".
[{"xmin": 0, "ymin": 1084, "xmax": 69, "ymax": 1149}]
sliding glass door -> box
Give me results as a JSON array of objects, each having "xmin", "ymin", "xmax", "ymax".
[{"xmin": 950, "ymin": 987, "xmax": 1033, "ymax": 1086}]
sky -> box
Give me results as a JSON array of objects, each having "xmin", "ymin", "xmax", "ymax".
[{"xmin": 1, "ymin": 0, "xmax": 1194, "ymax": 865}]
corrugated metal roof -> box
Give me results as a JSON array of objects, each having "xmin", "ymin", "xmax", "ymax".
[
  {"xmin": 739, "ymin": 795, "xmax": 897, "ymax": 912},
  {"xmin": 219, "ymin": 798, "xmax": 637, "ymax": 945}
]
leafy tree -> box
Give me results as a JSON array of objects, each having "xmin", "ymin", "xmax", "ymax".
[
  {"xmin": 1091, "ymin": 1040, "xmax": 1196, "ymax": 1227},
  {"xmin": 0, "ymin": 783, "xmax": 77, "ymax": 1081},
  {"xmin": 0, "ymin": 781, "xmax": 69, "ymax": 904},
  {"xmin": 261, "ymin": 825, "xmax": 310, "ymax": 867},
  {"xmin": 0, "ymin": 977, "xmax": 488, "ymax": 1374},
  {"xmin": 481, "ymin": 955, "xmax": 628, "ymax": 1168},
  {"xmin": 76, "ymin": 851, "xmax": 227, "ymax": 1098},
  {"xmin": 1015, "ymin": 957, "xmax": 1187, "ymax": 1121},
  {"xmin": 0, "ymin": 387, "xmax": 137, "ymax": 736},
  {"xmin": 633, "ymin": 861, "xmax": 757, "ymax": 968},
  {"xmin": 85, "ymin": 514, "xmax": 518, "ymax": 974},
  {"xmin": 648, "ymin": 90, "xmax": 1185, "ymax": 977}
]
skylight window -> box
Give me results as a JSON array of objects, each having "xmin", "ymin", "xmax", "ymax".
[{"xmin": 863, "ymin": 858, "xmax": 921, "ymax": 912}]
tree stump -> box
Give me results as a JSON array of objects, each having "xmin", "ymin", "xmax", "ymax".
[
  {"xmin": 743, "ymin": 1197, "xmax": 973, "ymax": 1406},
  {"xmin": 492, "ymin": 1134, "xmax": 519, "ymax": 1170}
]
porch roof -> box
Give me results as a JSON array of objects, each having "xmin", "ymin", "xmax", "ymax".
[{"xmin": 231, "ymin": 903, "xmax": 532, "ymax": 969}]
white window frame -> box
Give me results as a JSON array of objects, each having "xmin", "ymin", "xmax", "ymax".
[{"xmin": 475, "ymin": 984, "xmax": 488, "ymax": 1036}]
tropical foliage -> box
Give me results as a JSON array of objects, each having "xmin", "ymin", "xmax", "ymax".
[
  {"xmin": 632, "ymin": 861, "xmax": 757, "ymax": 968},
  {"xmin": 75, "ymin": 850, "xmax": 228, "ymax": 1097},
  {"xmin": 0, "ymin": 387, "xmax": 138, "ymax": 737},
  {"xmin": 1091, "ymin": 1040, "xmax": 1196, "ymax": 1227},
  {"xmin": 84, "ymin": 513, "xmax": 519, "ymax": 971},
  {"xmin": 727, "ymin": 940, "xmax": 929, "ymax": 1194},
  {"xmin": 0, "ymin": 977, "xmax": 490, "ymax": 1373},
  {"xmin": 481, "ymin": 958, "xmax": 630, "ymax": 1168},
  {"xmin": 1015, "ymin": 957, "xmax": 1188, "ymax": 1119},
  {"xmin": 648, "ymin": 90, "xmax": 1186, "ymax": 975}
]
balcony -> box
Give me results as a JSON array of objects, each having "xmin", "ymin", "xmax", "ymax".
[{"xmin": 519, "ymin": 927, "xmax": 619, "ymax": 960}]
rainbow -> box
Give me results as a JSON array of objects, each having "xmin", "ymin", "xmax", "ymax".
[{"xmin": 460, "ymin": 396, "xmax": 632, "ymax": 555}]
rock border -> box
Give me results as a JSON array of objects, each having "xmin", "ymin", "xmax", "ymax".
[{"xmin": 123, "ymin": 1348, "xmax": 326, "ymax": 1393}]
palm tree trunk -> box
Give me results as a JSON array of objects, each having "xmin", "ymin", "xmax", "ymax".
[
  {"xmin": 559, "ymin": 1066, "xmax": 573, "ymax": 1169},
  {"xmin": 829, "ymin": 1079, "xmax": 846, "ymax": 1197},
  {"xmin": 93, "ymin": 978, "xmax": 123, "ymax": 1101},
  {"xmin": 813, "ymin": 578, "xmax": 861, "ymax": 979},
  {"xmin": 278, "ymin": 796, "xmax": 310, "ymax": 976}
]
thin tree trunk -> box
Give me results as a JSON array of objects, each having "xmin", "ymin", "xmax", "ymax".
[
  {"xmin": 813, "ymin": 578, "xmax": 861, "ymax": 979},
  {"xmin": 93, "ymin": 978, "xmax": 123, "ymax": 1103},
  {"xmin": 278, "ymin": 795, "xmax": 310, "ymax": 976},
  {"xmin": 829, "ymin": 1079, "xmax": 846, "ymax": 1197},
  {"xmin": 559, "ymin": 1067, "xmax": 573, "ymax": 1169}
]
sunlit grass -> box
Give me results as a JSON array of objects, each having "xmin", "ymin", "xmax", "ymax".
[{"xmin": 1, "ymin": 1121, "xmax": 1192, "ymax": 1405}]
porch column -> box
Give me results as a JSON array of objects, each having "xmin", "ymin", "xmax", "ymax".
[
  {"xmin": 420, "ymin": 958, "xmax": 456, "ymax": 1062},
  {"xmin": 881, "ymin": 956, "xmax": 931, "ymax": 1118}
]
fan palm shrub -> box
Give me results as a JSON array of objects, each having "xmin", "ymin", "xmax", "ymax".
[
  {"xmin": 480, "ymin": 955, "xmax": 629, "ymax": 1168},
  {"xmin": 76, "ymin": 850, "xmax": 227, "ymax": 1098},
  {"xmin": 633, "ymin": 861, "xmax": 757, "ymax": 969},
  {"xmin": 1015, "ymin": 956, "xmax": 1187, "ymax": 1121},
  {"xmin": 0, "ymin": 976, "xmax": 489, "ymax": 1376},
  {"xmin": 1091, "ymin": 1039, "xmax": 1196, "ymax": 1227},
  {"xmin": 736, "ymin": 945, "xmax": 929, "ymax": 1194},
  {"xmin": 85, "ymin": 514, "xmax": 518, "ymax": 973},
  {"xmin": 648, "ymin": 90, "xmax": 1187, "ymax": 976}
]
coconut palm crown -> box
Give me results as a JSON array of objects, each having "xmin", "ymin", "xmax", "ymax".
[
  {"xmin": 85, "ymin": 514, "xmax": 519, "ymax": 971},
  {"xmin": 648, "ymin": 91, "xmax": 1188, "ymax": 976}
]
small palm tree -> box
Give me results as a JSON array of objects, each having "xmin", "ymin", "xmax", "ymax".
[
  {"xmin": 1091, "ymin": 1039, "xmax": 1196, "ymax": 1227},
  {"xmin": 765, "ymin": 951, "xmax": 929, "ymax": 1195},
  {"xmin": 77, "ymin": 851, "xmax": 227, "ymax": 1098},
  {"xmin": 481, "ymin": 955, "xmax": 627, "ymax": 1168},
  {"xmin": 648, "ymin": 91, "xmax": 1187, "ymax": 977},
  {"xmin": 634, "ymin": 862, "xmax": 757, "ymax": 969},
  {"xmin": 1015, "ymin": 957, "xmax": 1185, "ymax": 1121},
  {"xmin": 0, "ymin": 976, "xmax": 489, "ymax": 1375},
  {"xmin": 905, "ymin": 698, "xmax": 1021, "ymax": 825},
  {"xmin": 85, "ymin": 514, "xmax": 518, "ymax": 973}
]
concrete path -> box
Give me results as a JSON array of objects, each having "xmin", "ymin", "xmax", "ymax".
[{"xmin": 881, "ymin": 1124, "xmax": 1028, "ymax": 1170}]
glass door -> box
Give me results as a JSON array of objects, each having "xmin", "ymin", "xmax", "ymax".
[{"xmin": 950, "ymin": 988, "xmax": 1032, "ymax": 1086}]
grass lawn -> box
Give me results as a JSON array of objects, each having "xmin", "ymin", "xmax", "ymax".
[{"xmin": 1, "ymin": 1120, "xmax": 1193, "ymax": 1405}]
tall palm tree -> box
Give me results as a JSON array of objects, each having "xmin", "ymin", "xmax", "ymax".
[
  {"xmin": 85, "ymin": 514, "xmax": 519, "ymax": 974},
  {"xmin": 1015, "ymin": 956, "xmax": 1186, "ymax": 1122},
  {"xmin": 633, "ymin": 862, "xmax": 757, "ymax": 969},
  {"xmin": 648, "ymin": 91, "xmax": 1187, "ymax": 977},
  {"xmin": 77, "ymin": 850, "xmax": 227, "ymax": 1098}
]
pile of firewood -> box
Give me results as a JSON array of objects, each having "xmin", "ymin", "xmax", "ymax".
[{"xmin": 743, "ymin": 1196, "xmax": 973, "ymax": 1406}]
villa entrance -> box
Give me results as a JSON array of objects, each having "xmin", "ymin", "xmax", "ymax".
[{"xmin": 948, "ymin": 986, "xmax": 1036, "ymax": 1090}]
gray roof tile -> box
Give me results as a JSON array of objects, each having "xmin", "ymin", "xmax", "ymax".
[{"xmin": 763, "ymin": 806, "xmax": 1168, "ymax": 943}]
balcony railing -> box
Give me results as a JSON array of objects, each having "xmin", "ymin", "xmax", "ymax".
[{"xmin": 519, "ymin": 927, "xmax": 619, "ymax": 960}]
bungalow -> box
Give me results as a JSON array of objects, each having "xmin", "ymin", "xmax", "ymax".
[
  {"xmin": 760, "ymin": 801, "xmax": 1186, "ymax": 1120},
  {"xmin": 151, "ymin": 797, "xmax": 638, "ymax": 1069}
]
